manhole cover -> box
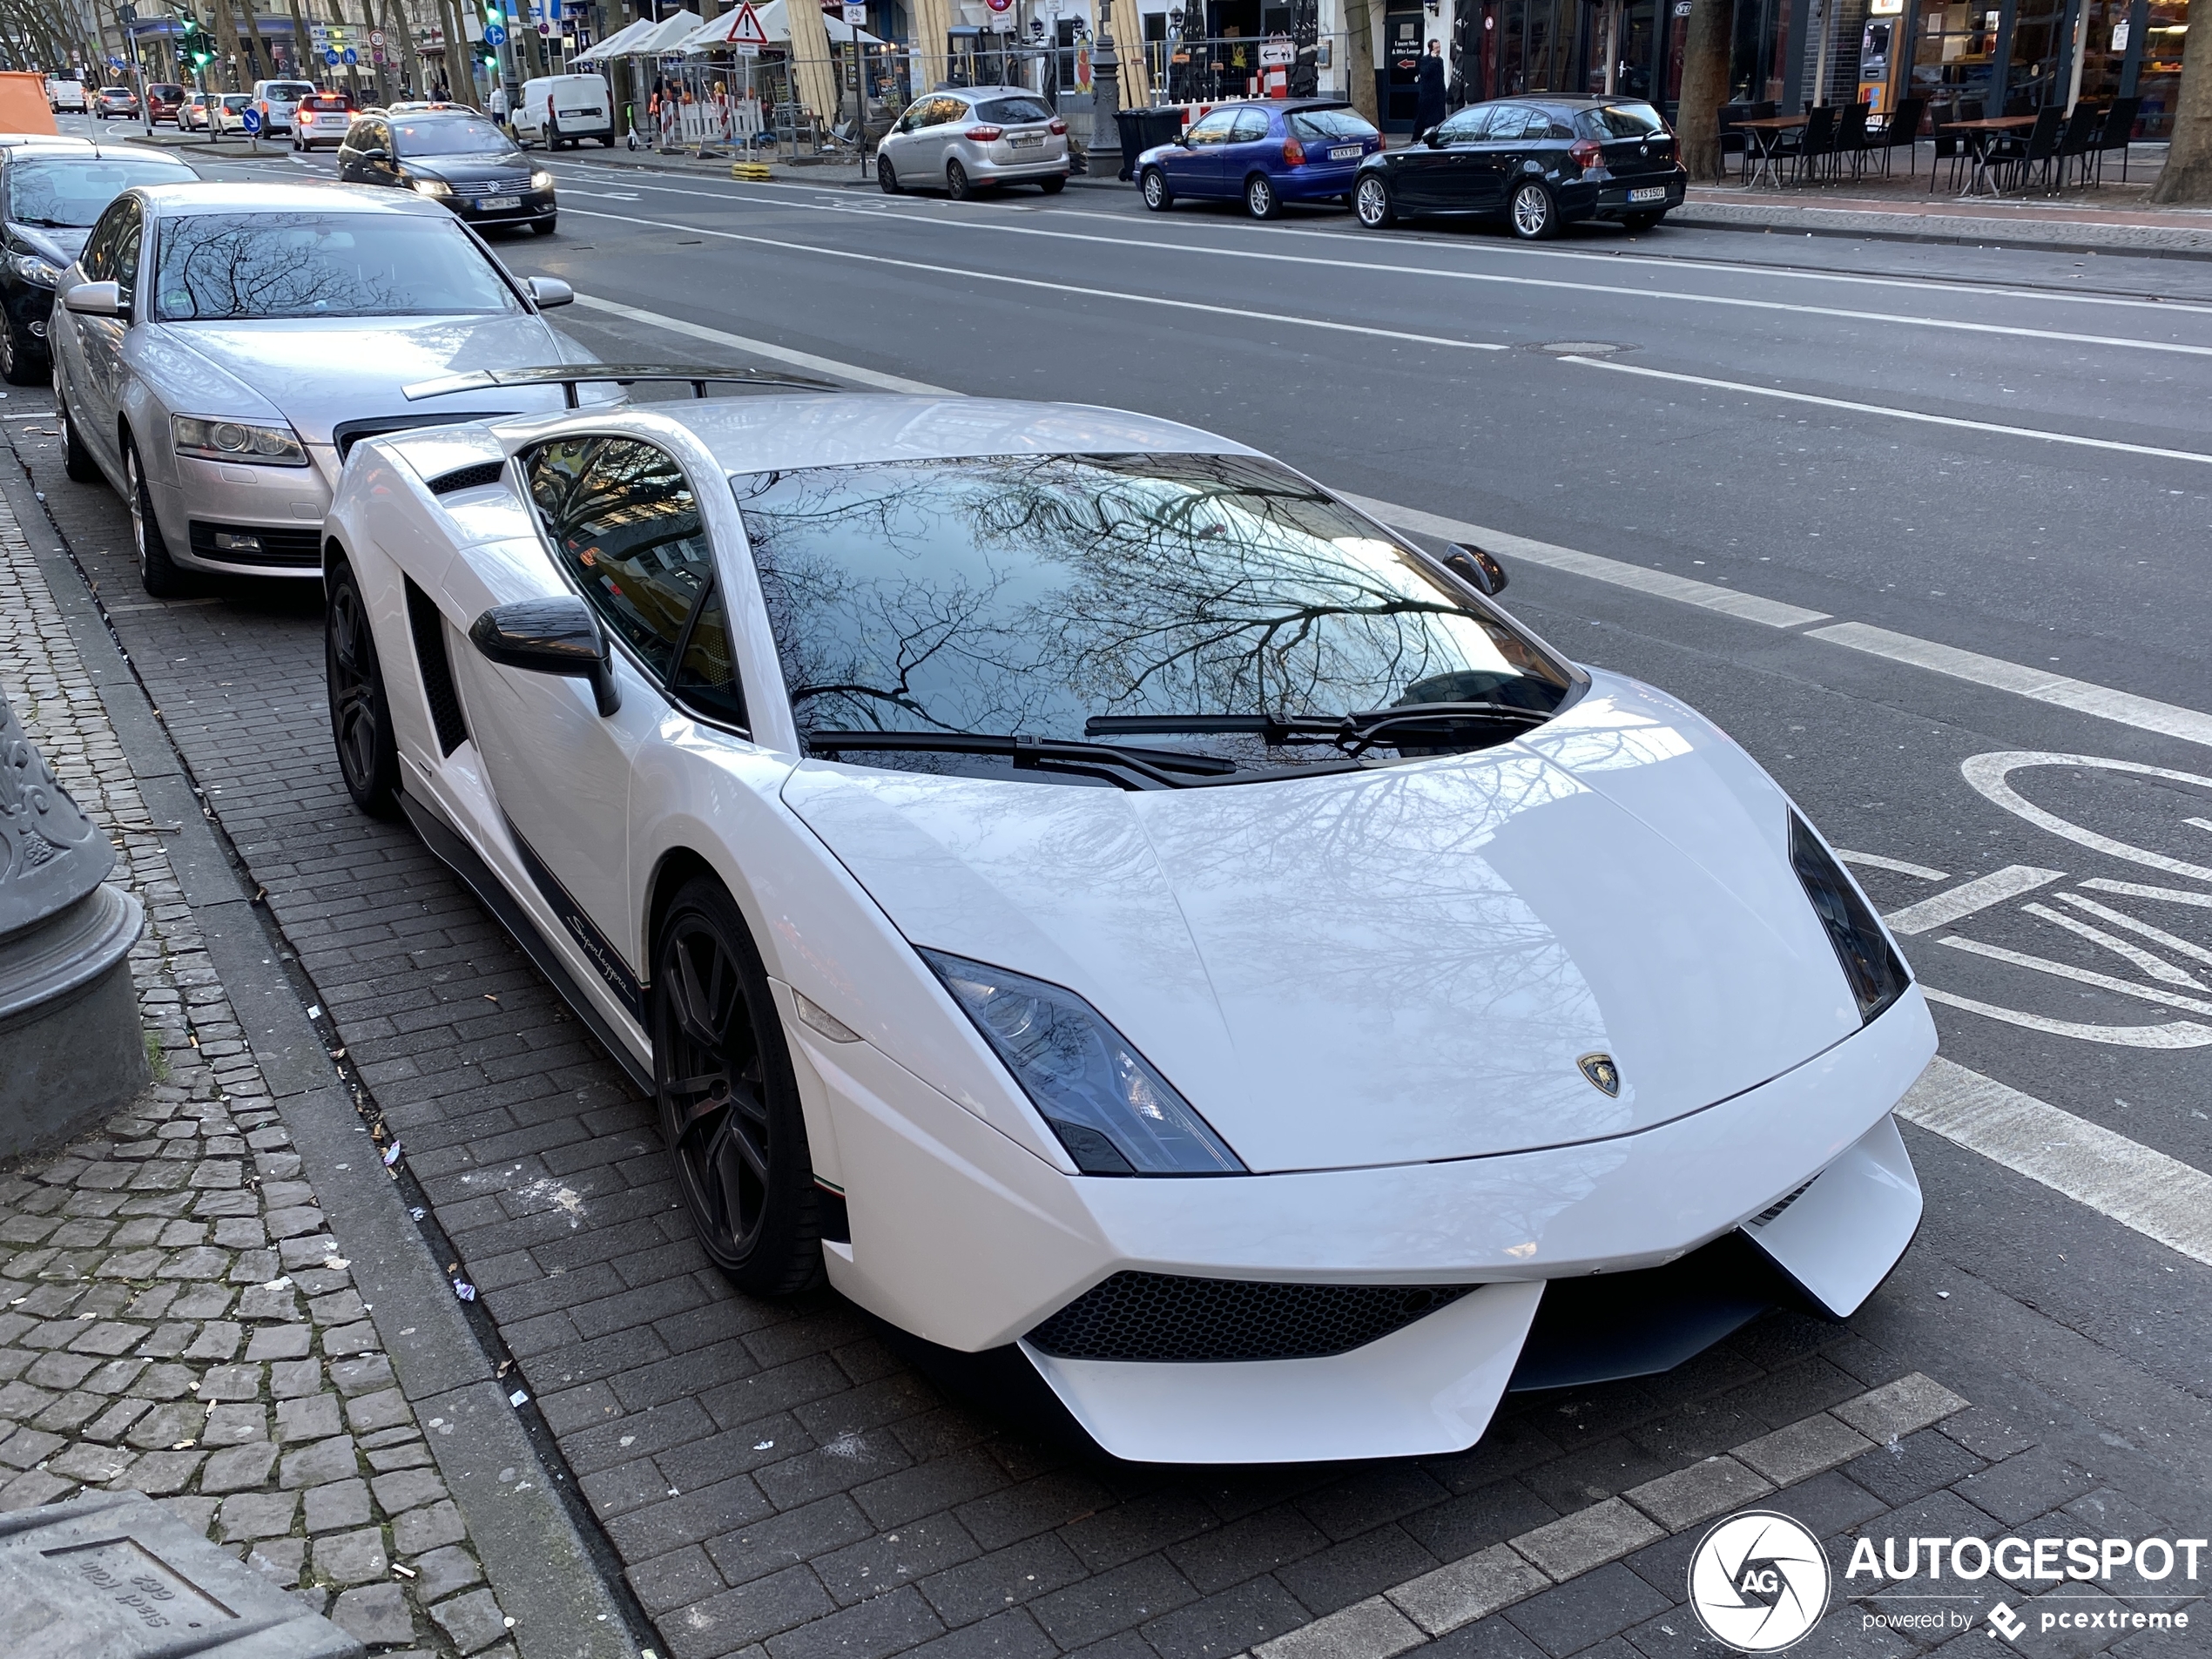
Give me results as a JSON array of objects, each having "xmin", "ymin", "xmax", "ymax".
[{"xmin": 1536, "ymin": 341, "xmax": 1630, "ymax": 355}]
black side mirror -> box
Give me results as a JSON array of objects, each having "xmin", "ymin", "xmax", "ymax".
[
  {"xmin": 1424, "ymin": 128, "xmax": 1447, "ymax": 147},
  {"xmin": 1441, "ymin": 543, "xmax": 1508, "ymax": 597},
  {"xmin": 360, "ymin": 145, "xmax": 389, "ymax": 163},
  {"xmin": 469, "ymin": 597, "xmax": 621, "ymax": 715},
  {"xmin": 1175, "ymin": 132, "xmax": 1191, "ymax": 146}
]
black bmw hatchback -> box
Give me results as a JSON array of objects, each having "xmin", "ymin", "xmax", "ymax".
[
  {"xmin": 1353, "ymin": 97, "xmax": 1685, "ymax": 239},
  {"xmin": 337, "ymin": 109, "xmax": 556, "ymax": 236}
]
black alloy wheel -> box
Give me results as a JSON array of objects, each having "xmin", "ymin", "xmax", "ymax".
[
  {"xmin": 1141, "ymin": 166, "xmax": 1174, "ymax": 211},
  {"xmin": 54, "ymin": 374, "xmax": 100, "ymax": 482},
  {"xmin": 946, "ymin": 158, "xmax": 974, "ymax": 200},
  {"xmin": 654, "ymin": 877, "xmax": 824, "ymax": 1295},
  {"xmin": 125, "ymin": 438, "xmax": 186, "ymax": 597},
  {"xmin": 324, "ymin": 558, "xmax": 401, "ymax": 817},
  {"xmin": 1245, "ymin": 172, "xmax": 1283, "ymax": 219},
  {"xmin": 878, "ymin": 154, "xmax": 901, "ymax": 193},
  {"xmin": 0, "ymin": 311, "xmax": 42, "ymax": 386},
  {"xmin": 1509, "ymin": 179, "xmax": 1560, "ymax": 239},
  {"xmin": 1354, "ymin": 174, "xmax": 1395, "ymax": 229}
]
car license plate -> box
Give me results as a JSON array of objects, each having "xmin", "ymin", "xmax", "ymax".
[
  {"xmin": 1011, "ymin": 134, "xmax": 1042, "ymax": 148},
  {"xmin": 479, "ymin": 195, "xmax": 521, "ymax": 210},
  {"xmin": 1629, "ymin": 185, "xmax": 1668, "ymax": 203},
  {"xmin": 1330, "ymin": 145, "xmax": 1361, "ymax": 160}
]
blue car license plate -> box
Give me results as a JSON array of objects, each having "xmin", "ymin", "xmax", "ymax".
[
  {"xmin": 1629, "ymin": 185, "xmax": 1668, "ymax": 203},
  {"xmin": 1330, "ymin": 145, "xmax": 1360, "ymax": 160}
]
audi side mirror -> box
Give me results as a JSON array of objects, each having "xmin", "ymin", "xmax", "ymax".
[
  {"xmin": 525, "ymin": 276, "xmax": 573, "ymax": 307},
  {"xmin": 469, "ymin": 596, "xmax": 621, "ymax": 715},
  {"xmin": 1442, "ymin": 543, "xmax": 1508, "ymax": 596},
  {"xmin": 63, "ymin": 280, "xmax": 123, "ymax": 317}
]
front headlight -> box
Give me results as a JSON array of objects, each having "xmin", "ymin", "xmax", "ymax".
[
  {"xmin": 529, "ymin": 169, "xmax": 555, "ymax": 192},
  {"xmin": 172, "ymin": 415, "xmax": 309, "ymax": 467},
  {"xmin": 921, "ymin": 948, "xmax": 1245, "ymax": 1177},
  {"xmin": 1790, "ymin": 812, "xmax": 1909, "ymax": 1024},
  {"xmin": 410, "ymin": 177, "xmax": 452, "ymax": 198},
  {"xmin": 7, "ymin": 251, "xmax": 60, "ymax": 288}
]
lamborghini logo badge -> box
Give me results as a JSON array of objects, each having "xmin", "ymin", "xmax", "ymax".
[{"xmin": 1578, "ymin": 1053, "xmax": 1620, "ymax": 1096}]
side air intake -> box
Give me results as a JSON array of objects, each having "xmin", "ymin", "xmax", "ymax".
[
  {"xmin": 405, "ymin": 577, "xmax": 469, "ymax": 756},
  {"xmin": 1024, "ymin": 1272, "xmax": 1474, "ymax": 1363},
  {"xmin": 428, "ymin": 461, "xmax": 509, "ymax": 496}
]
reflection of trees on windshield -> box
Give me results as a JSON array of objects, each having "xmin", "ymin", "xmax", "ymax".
[
  {"xmin": 152, "ymin": 214, "xmax": 517, "ymax": 321},
  {"xmin": 738, "ymin": 454, "xmax": 1569, "ymax": 759}
]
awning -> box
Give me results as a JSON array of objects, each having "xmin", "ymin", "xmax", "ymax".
[
  {"xmin": 571, "ymin": 16, "xmax": 658, "ymax": 61},
  {"xmin": 679, "ymin": 0, "xmax": 887, "ymax": 51}
]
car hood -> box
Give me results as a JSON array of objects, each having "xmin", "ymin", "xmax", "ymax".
[
  {"xmin": 405, "ymin": 153, "xmax": 530, "ymax": 183},
  {"xmin": 152, "ymin": 314, "xmax": 588, "ymax": 444},
  {"xmin": 11, "ymin": 222, "xmax": 86, "ymax": 263},
  {"xmin": 781, "ymin": 673, "xmax": 1863, "ymax": 1174}
]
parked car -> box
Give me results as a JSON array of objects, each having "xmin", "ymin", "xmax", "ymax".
[
  {"xmin": 314, "ymin": 386, "xmax": 1933, "ymax": 1465},
  {"xmin": 1137, "ymin": 99, "xmax": 1383, "ymax": 219},
  {"xmin": 48, "ymin": 181, "xmax": 591, "ymax": 594},
  {"xmin": 1352, "ymin": 96, "xmax": 1687, "ymax": 239},
  {"xmin": 206, "ymin": 93, "xmax": 255, "ymax": 135},
  {"xmin": 291, "ymin": 92, "xmax": 354, "ymax": 151},
  {"xmin": 94, "ymin": 85, "xmax": 138, "ymax": 120},
  {"xmin": 337, "ymin": 109, "xmax": 556, "ymax": 234},
  {"xmin": 511, "ymin": 72, "xmax": 613, "ymax": 148},
  {"xmin": 249, "ymin": 78, "xmax": 318, "ymax": 134},
  {"xmin": 876, "ymin": 85, "xmax": 1069, "ymax": 199},
  {"xmin": 46, "ymin": 78, "xmax": 89, "ymax": 113},
  {"xmin": 180, "ymin": 91, "xmax": 214, "ymax": 132},
  {"xmin": 0, "ymin": 143, "xmax": 192, "ymax": 383},
  {"xmin": 145, "ymin": 83, "xmax": 187, "ymax": 125}
]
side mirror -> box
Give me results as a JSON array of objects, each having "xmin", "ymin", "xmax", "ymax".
[
  {"xmin": 1441, "ymin": 542, "xmax": 1508, "ymax": 597},
  {"xmin": 1174, "ymin": 132, "xmax": 1191, "ymax": 146},
  {"xmin": 469, "ymin": 597, "xmax": 621, "ymax": 716},
  {"xmin": 360, "ymin": 145, "xmax": 390, "ymax": 163},
  {"xmin": 525, "ymin": 276, "xmax": 573, "ymax": 307},
  {"xmin": 64, "ymin": 280, "xmax": 123, "ymax": 317},
  {"xmin": 1424, "ymin": 128, "xmax": 1447, "ymax": 147}
]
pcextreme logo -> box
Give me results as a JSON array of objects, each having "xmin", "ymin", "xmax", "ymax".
[{"xmin": 1687, "ymin": 1511, "xmax": 1832, "ymax": 1652}]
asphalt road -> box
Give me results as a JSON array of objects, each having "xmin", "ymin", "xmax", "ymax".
[{"xmin": 28, "ymin": 113, "xmax": 2212, "ymax": 1657}]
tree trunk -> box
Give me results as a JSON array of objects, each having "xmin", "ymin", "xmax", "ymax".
[
  {"xmin": 238, "ymin": 0, "xmax": 270, "ymax": 84},
  {"xmin": 211, "ymin": 0, "xmax": 242, "ymax": 90},
  {"xmin": 1676, "ymin": 0, "xmax": 1732, "ymax": 182},
  {"xmin": 2148, "ymin": 37, "xmax": 2212, "ymax": 202},
  {"xmin": 284, "ymin": 0, "xmax": 311, "ymax": 81},
  {"xmin": 1344, "ymin": 0, "xmax": 1377, "ymax": 125}
]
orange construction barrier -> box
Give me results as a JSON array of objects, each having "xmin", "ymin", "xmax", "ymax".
[{"xmin": 0, "ymin": 73, "xmax": 58, "ymax": 136}]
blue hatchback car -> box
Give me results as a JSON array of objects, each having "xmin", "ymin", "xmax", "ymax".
[{"xmin": 1137, "ymin": 99, "xmax": 1384, "ymax": 219}]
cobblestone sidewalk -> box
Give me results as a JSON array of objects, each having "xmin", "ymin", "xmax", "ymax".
[{"xmin": 0, "ymin": 495, "xmax": 516, "ymax": 1654}]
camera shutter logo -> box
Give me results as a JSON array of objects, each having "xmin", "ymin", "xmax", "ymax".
[{"xmin": 1687, "ymin": 1510, "xmax": 1832, "ymax": 1652}]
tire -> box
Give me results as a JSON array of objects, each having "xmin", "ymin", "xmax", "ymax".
[
  {"xmin": 654, "ymin": 876, "xmax": 824, "ymax": 1295},
  {"xmin": 125, "ymin": 438, "xmax": 187, "ymax": 598},
  {"xmin": 0, "ymin": 312, "xmax": 43, "ymax": 386},
  {"xmin": 1039, "ymin": 173, "xmax": 1065, "ymax": 194},
  {"xmin": 56, "ymin": 377, "xmax": 100, "ymax": 483},
  {"xmin": 878, "ymin": 154, "xmax": 901, "ymax": 193},
  {"xmin": 1620, "ymin": 209, "xmax": 1665, "ymax": 233},
  {"xmin": 1141, "ymin": 165, "xmax": 1174, "ymax": 211},
  {"xmin": 946, "ymin": 158, "xmax": 973, "ymax": 200},
  {"xmin": 324, "ymin": 557, "xmax": 402, "ymax": 819},
  {"xmin": 1509, "ymin": 179, "xmax": 1560, "ymax": 239},
  {"xmin": 1245, "ymin": 172, "xmax": 1284, "ymax": 219},
  {"xmin": 602, "ymin": 133, "xmax": 617, "ymax": 147},
  {"xmin": 532, "ymin": 217, "xmax": 556, "ymax": 235},
  {"xmin": 1354, "ymin": 174, "xmax": 1396, "ymax": 229}
]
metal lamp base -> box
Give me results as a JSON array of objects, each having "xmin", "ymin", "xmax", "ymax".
[{"xmin": 0, "ymin": 883, "xmax": 147, "ymax": 1160}]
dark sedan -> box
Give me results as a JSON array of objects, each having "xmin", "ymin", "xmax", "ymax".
[
  {"xmin": 1353, "ymin": 96, "xmax": 1685, "ymax": 239},
  {"xmin": 337, "ymin": 109, "xmax": 556, "ymax": 235}
]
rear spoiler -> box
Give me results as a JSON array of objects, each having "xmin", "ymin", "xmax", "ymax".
[{"xmin": 401, "ymin": 362, "xmax": 842, "ymax": 409}]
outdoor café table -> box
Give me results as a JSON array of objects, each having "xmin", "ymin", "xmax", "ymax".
[
  {"xmin": 1735, "ymin": 114, "xmax": 1808, "ymax": 188},
  {"xmin": 1939, "ymin": 114, "xmax": 2037, "ymax": 197}
]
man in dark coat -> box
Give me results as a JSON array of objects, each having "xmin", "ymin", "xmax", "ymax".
[{"xmin": 1415, "ymin": 39, "xmax": 1448, "ymax": 136}]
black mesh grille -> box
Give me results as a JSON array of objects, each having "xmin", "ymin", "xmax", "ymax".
[
  {"xmin": 1025, "ymin": 1272, "xmax": 1475, "ymax": 1363},
  {"xmin": 428, "ymin": 461, "xmax": 507, "ymax": 496},
  {"xmin": 187, "ymin": 521, "xmax": 320, "ymax": 568},
  {"xmin": 405, "ymin": 577, "xmax": 469, "ymax": 756}
]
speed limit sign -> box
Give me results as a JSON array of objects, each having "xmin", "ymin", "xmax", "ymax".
[{"xmin": 370, "ymin": 29, "xmax": 385, "ymax": 45}]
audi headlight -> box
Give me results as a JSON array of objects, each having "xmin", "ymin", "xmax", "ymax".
[
  {"xmin": 1790, "ymin": 812, "xmax": 1909, "ymax": 1024},
  {"xmin": 411, "ymin": 177, "xmax": 452, "ymax": 198},
  {"xmin": 7, "ymin": 251, "xmax": 60, "ymax": 288},
  {"xmin": 921, "ymin": 948, "xmax": 1244, "ymax": 1177},
  {"xmin": 172, "ymin": 415, "xmax": 308, "ymax": 467},
  {"xmin": 529, "ymin": 169, "xmax": 555, "ymax": 192}
]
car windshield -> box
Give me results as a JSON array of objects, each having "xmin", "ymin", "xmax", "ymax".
[
  {"xmin": 736, "ymin": 453, "xmax": 1575, "ymax": 779},
  {"xmin": 1289, "ymin": 108, "xmax": 1378, "ymax": 141},
  {"xmin": 974, "ymin": 96, "xmax": 1052, "ymax": 124},
  {"xmin": 1579, "ymin": 102, "xmax": 1668, "ymax": 138},
  {"xmin": 7, "ymin": 158, "xmax": 185, "ymax": 227},
  {"xmin": 393, "ymin": 116, "xmax": 516, "ymax": 157},
  {"xmin": 263, "ymin": 82, "xmax": 314, "ymax": 98},
  {"xmin": 152, "ymin": 212, "xmax": 523, "ymax": 320}
]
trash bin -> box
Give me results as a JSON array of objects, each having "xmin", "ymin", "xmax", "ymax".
[{"xmin": 1113, "ymin": 105, "xmax": 1187, "ymax": 181}]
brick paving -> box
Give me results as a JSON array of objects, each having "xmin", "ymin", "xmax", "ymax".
[
  {"xmin": 5, "ymin": 414, "xmax": 2202, "ymax": 1659},
  {"xmin": 0, "ymin": 493, "xmax": 510, "ymax": 1653}
]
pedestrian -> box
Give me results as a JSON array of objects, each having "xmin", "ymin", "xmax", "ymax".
[
  {"xmin": 489, "ymin": 80, "xmax": 509, "ymax": 122},
  {"xmin": 1415, "ymin": 38, "xmax": 1447, "ymax": 138}
]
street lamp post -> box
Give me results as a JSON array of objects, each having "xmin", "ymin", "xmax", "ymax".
[{"xmin": 1089, "ymin": 0, "xmax": 1118, "ymax": 178}]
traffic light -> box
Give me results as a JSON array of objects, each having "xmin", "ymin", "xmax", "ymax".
[{"xmin": 180, "ymin": 13, "xmax": 212, "ymax": 71}]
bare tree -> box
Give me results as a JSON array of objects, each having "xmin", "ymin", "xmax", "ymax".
[
  {"xmin": 1344, "ymin": 0, "xmax": 1377, "ymax": 125},
  {"xmin": 1676, "ymin": 0, "xmax": 1733, "ymax": 181},
  {"xmin": 2149, "ymin": 45, "xmax": 2211, "ymax": 203}
]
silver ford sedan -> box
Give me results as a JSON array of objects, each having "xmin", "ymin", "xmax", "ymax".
[{"xmin": 49, "ymin": 180, "xmax": 594, "ymax": 595}]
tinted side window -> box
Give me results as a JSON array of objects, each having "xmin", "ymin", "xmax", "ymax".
[
  {"xmin": 112, "ymin": 204, "xmax": 142, "ymax": 297},
  {"xmin": 928, "ymin": 97, "xmax": 966, "ymax": 126},
  {"xmin": 1186, "ymin": 111, "xmax": 1237, "ymax": 145},
  {"xmin": 1433, "ymin": 106, "xmax": 1492, "ymax": 144},
  {"xmin": 1231, "ymin": 110, "xmax": 1271, "ymax": 141},
  {"xmin": 78, "ymin": 198, "xmax": 129, "ymax": 280},
  {"xmin": 670, "ymin": 585, "xmax": 747, "ymax": 727}
]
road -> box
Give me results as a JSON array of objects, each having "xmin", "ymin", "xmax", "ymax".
[{"xmin": 21, "ymin": 112, "xmax": 2212, "ymax": 1659}]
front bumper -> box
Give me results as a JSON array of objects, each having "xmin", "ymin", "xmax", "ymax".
[
  {"xmin": 148, "ymin": 448, "xmax": 334, "ymax": 578},
  {"xmin": 794, "ymin": 980, "xmax": 1937, "ymax": 1462},
  {"xmin": 434, "ymin": 187, "xmax": 557, "ymax": 226}
]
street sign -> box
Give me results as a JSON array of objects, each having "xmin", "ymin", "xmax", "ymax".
[
  {"xmin": 984, "ymin": 0, "xmax": 1008, "ymax": 10},
  {"xmin": 241, "ymin": 107, "xmax": 260, "ymax": 132},
  {"xmin": 324, "ymin": 48, "xmax": 339, "ymax": 64},
  {"xmin": 844, "ymin": 1, "xmax": 867, "ymax": 20},
  {"xmin": 537, "ymin": 20, "xmax": 550, "ymax": 31},
  {"xmin": 370, "ymin": 28, "xmax": 384, "ymax": 45},
  {"xmin": 341, "ymin": 45, "xmax": 358, "ymax": 63},
  {"xmin": 732, "ymin": 42, "xmax": 759, "ymax": 55},
  {"xmin": 728, "ymin": 3, "xmax": 769, "ymax": 44},
  {"xmin": 483, "ymin": 22, "xmax": 506, "ymax": 44}
]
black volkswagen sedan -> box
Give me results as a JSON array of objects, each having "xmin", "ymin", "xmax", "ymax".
[
  {"xmin": 1353, "ymin": 97, "xmax": 1684, "ymax": 239},
  {"xmin": 337, "ymin": 109, "xmax": 556, "ymax": 235},
  {"xmin": 0, "ymin": 144, "xmax": 192, "ymax": 382}
]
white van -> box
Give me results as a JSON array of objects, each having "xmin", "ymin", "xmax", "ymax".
[
  {"xmin": 45, "ymin": 78, "xmax": 88, "ymax": 113},
  {"xmin": 512, "ymin": 73, "xmax": 614, "ymax": 148},
  {"xmin": 250, "ymin": 78, "xmax": 318, "ymax": 134}
]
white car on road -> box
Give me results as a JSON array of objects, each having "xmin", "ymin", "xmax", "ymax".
[{"xmin": 321, "ymin": 388, "xmax": 1936, "ymax": 1464}]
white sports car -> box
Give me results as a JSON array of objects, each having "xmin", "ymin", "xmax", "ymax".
[{"xmin": 323, "ymin": 381, "xmax": 1936, "ymax": 1465}]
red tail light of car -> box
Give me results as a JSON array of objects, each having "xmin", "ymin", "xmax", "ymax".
[
  {"xmin": 1283, "ymin": 136, "xmax": 1306, "ymax": 165},
  {"xmin": 1049, "ymin": 118, "xmax": 1067, "ymax": 135},
  {"xmin": 965, "ymin": 125, "xmax": 1004, "ymax": 142},
  {"xmin": 1568, "ymin": 138, "xmax": 1604, "ymax": 172}
]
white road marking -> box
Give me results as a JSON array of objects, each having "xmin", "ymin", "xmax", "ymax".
[
  {"xmin": 1919, "ymin": 987, "xmax": 2212, "ymax": 1048},
  {"xmin": 1939, "ymin": 934, "xmax": 2212, "ymax": 1015},
  {"xmin": 2188, "ymin": 815, "xmax": 2212, "ymax": 833},
  {"xmin": 1824, "ymin": 634, "xmax": 2212, "ymax": 750},
  {"xmin": 1899, "ymin": 1055, "xmax": 2212, "ymax": 1264},
  {"xmin": 1561, "ymin": 355, "xmax": 2212, "ymax": 466},
  {"xmin": 1883, "ymin": 865, "xmax": 2065, "ymax": 934},
  {"xmin": 568, "ymin": 293, "xmax": 952, "ymax": 394},
  {"xmin": 2082, "ymin": 876, "xmax": 2212, "ymax": 910},
  {"xmin": 1834, "ymin": 849, "xmax": 1949, "ymax": 880},
  {"xmin": 2021, "ymin": 900, "xmax": 2206, "ymax": 988},
  {"xmin": 2056, "ymin": 891, "xmax": 2212, "ymax": 971},
  {"xmin": 1337, "ymin": 492, "xmax": 1830, "ymax": 629},
  {"xmin": 1961, "ymin": 752, "xmax": 2212, "ymax": 874},
  {"xmin": 562, "ymin": 207, "xmax": 1513, "ymax": 354}
]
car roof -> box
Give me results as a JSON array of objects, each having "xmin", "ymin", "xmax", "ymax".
[
  {"xmin": 948, "ymin": 85, "xmax": 1046, "ymax": 99},
  {"xmin": 4, "ymin": 145, "xmax": 194, "ymax": 165},
  {"xmin": 133, "ymin": 179, "xmax": 451, "ymax": 217},
  {"xmin": 1478, "ymin": 93, "xmax": 1656, "ymax": 108},
  {"xmin": 1217, "ymin": 98, "xmax": 1356, "ymax": 114}
]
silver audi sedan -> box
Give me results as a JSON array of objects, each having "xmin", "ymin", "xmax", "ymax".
[{"xmin": 49, "ymin": 180, "xmax": 594, "ymax": 595}]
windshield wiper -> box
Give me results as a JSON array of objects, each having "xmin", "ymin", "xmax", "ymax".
[
  {"xmin": 1087, "ymin": 699, "xmax": 1551, "ymax": 758},
  {"xmin": 805, "ymin": 729, "xmax": 1238, "ymax": 791}
]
